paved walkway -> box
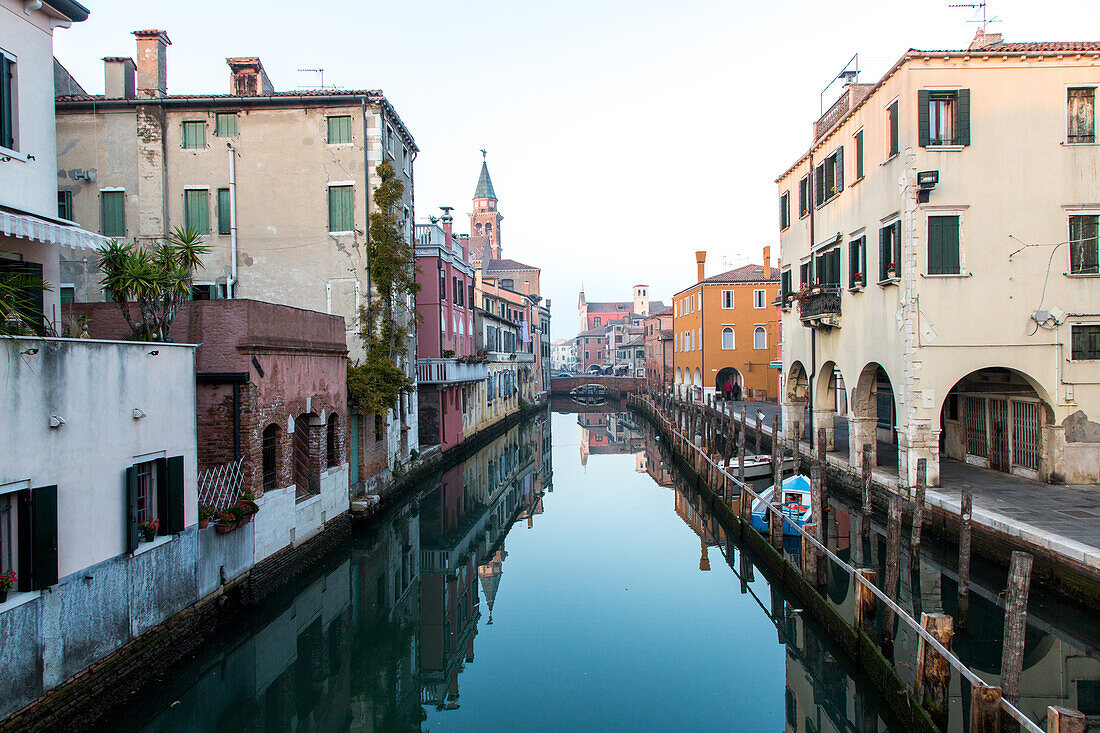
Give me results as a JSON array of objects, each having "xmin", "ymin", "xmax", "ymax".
[{"xmin": 698, "ymin": 398, "xmax": 1100, "ymax": 568}]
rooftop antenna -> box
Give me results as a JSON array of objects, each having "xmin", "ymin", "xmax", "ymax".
[
  {"xmin": 948, "ymin": 1, "xmax": 1001, "ymax": 34},
  {"xmin": 297, "ymin": 67, "xmax": 327, "ymax": 90},
  {"xmin": 820, "ymin": 53, "xmax": 860, "ymax": 114}
]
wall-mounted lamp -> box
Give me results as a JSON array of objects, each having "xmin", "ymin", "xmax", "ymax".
[
  {"xmin": 917, "ymin": 170, "xmax": 939, "ymax": 204},
  {"xmin": 49, "ymin": 415, "xmax": 65, "ymax": 429},
  {"xmin": 147, "ymin": 350, "xmax": 159, "ymax": 356},
  {"xmin": 21, "ymin": 348, "xmax": 39, "ymax": 356},
  {"xmin": 132, "ymin": 408, "xmax": 147, "ymax": 420}
]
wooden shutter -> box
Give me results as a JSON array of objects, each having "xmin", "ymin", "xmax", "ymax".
[
  {"xmin": 155, "ymin": 457, "xmax": 169, "ymax": 535},
  {"xmin": 125, "ymin": 466, "xmax": 139, "ymax": 553},
  {"xmin": 928, "ymin": 216, "xmax": 942, "ymax": 274},
  {"xmin": 30, "ymin": 485, "xmax": 58, "ymax": 589},
  {"xmin": 957, "ymin": 89, "xmax": 971, "ymax": 146},
  {"xmin": 879, "ymin": 227, "xmax": 889, "ymax": 280},
  {"xmin": 101, "ymin": 191, "xmax": 125, "ymax": 237},
  {"xmin": 164, "ymin": 456, "xmax": 185, "ymax": 534},
  {"xmin": 918, "ymin": 90, "xmax": 930, "ymax": 147},
  {"xmin": 889, "ymin": 102, "xmax": 899, "ymax": 155},
  {"xmin": 835, "ymin": 147, "xmax": 844, "ymax": 193},
  {"xmin": 855, "ymin": 130, "xmax": 864, "ymax": 178},
  {"xmin": 893, "ymin": 221, "xmax": 902, "ymax": 275},
  {"xmin": 217, "ymin": 188, "xmax": 231, "ymax": 235},
  {"xmin": 16, "ymin": 491, "xmax": 31, "ymax": 592},
  {"xmin": 0, "ymin": 56, "xmax": 12, "ymax": 150},
  {"xmin": 328, "ymin": 186, "xmax": 353, "ymax": 232},
  {"xmin": 185, "ymin": 190, "xmax": 209, "ymax": 234}
]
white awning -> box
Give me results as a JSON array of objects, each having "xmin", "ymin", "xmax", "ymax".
[{"xmin": 0, "ymin": 210, "xmax": 111, "ymax": 251}]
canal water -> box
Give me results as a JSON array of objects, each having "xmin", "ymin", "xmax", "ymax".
[{"xmin": 118, "ymin": 404, "xmax": 1099, "ymax": 732}]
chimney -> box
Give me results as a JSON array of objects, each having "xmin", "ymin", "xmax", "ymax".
[
  {"xmin": 457, "ymin": 234, "xmax": 470, "ymax": 264},
  {"xmin": 968, "ymin": 29, "xmax": 1003, "ymax": 51},
  {"xmin": 103, "ymin": 57, "xmax": 136, "ymax": 99},
  {"xmin": 763, "ymin": 246, "xmax": 771, "ymax": 279},
  {"xmin": 524, "ymin": 280, "xmax": 531, "ymax": 295},
  {"xmin": 132, "ymin": 30, "xmax": 170, "ymax": 98},
  {"xmin": 695, "ymin": 250, "xmax": 706, "ymax": 283},
  {"xmin": 227, "ymin": 57, "xmax": 274, "ymax": 96}
]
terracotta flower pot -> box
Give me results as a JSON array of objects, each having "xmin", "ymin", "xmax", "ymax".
[
  {"xmin": 199, "ymin": 517, "xmax": 210, "ymax": 529},
  {"xmin": 216, "ymin": 522, "xmax": 234, "ymax": 534}
]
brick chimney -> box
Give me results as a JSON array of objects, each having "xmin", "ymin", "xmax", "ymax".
[
  {"xmin": 763, "ymin": 246, "xmax": 771, "ymax": 279},
  {"xmin": 132, "ymin": 30, "xmax": 170, "ymax": 98},
  {"xmin": 524, "ymin": 280, "xmax": 531, "ymax": 295},
  {"xmin": 695, "ymin": 250, "xmax": 706, "ymax": 283},
  {"xmin": 227, "ymin": 57, "xmax": 274, "ymax": 96},
  {"xmin": 103, "ymin": 57, "xmax": 135, "ymax": 99},
  {"xmin": 969, "ymin": 29, "xmax": 1003, "ymax": 51}
]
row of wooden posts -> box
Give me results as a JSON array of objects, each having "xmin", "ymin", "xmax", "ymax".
[{"xmin": 629, "ymin": 388, "xmax": 1085, "ymax": 733}]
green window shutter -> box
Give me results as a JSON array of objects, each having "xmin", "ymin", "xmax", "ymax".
[
  {"xmin": 918, "ymin": 90, "xmax": 930, "ymax": 147},
  {"xmin": 0, "ymin": 56, "xmax": 12, "ymax": 150},
  {"xmin": 165, "ymin": 456, "xmax": 185, "ymax": 534},
  {"xmin": 125, "ymin": 466, "xmax": 139, "ymax": 553},
  {"xmin": 835, "ymin": 146, "xmax": 844, "ymax": 193},
  {"xmin": 879, "ymin": 227, "xmax": 889, "ymax": 280},
  {"xmin": 182, "ymin": 122, "xmax": 206, "ymax": 149},
  {"xmin": 957, "ymin": 89, "xmax": 971, "ymax": 146},
  {"xmin": 31, "ymin": 485, "xmax": 58, "ymax": 589},
  {"xmin": 16, "ymin": 492, "xmax": 32, "ymax": 591},
  {"xmin": 155, "ymin": 457, "xmax": 169, "ymax": 535},
  {"xmin": 215, "ymin": 113, "xmax": 237, "ymax": 137},
  {"xmin": 184, "ymin": 190, "xmax": 209, "ymax": 234},
  {"xmin": 928, "ymin": 216, "xmax": 943, "ymax": 274},
  {"xmin": 328, "ymin": 185, "xmax": 353, "ymax": 232},
  {"xmin": 101, "ymin": 191, "xmax": 125, "ymax": 237},
  {"xmin": 893, "ymin": 221, "xmax": 903, "ymax": 276},
  {"xmin": 943, "ymin": 216, "xmax": 959, "ymax": 273},
  {"xmin": 830, "ymin": 248, "xmax": 841, "ymax": 284},
  {"xmin": 217, "ymin": 188, "xmax": 231, "ymax": 235},
  {"xmin": 889, "ymin": 102, "xmax": 899, "ymax": 156},
  {"xmin": 855, "ymin": 130, "xmax": 864, "ymax": 178},
  {"xmin": 327, "ymin": 116, "xmax": 352, "ymax": 144}
]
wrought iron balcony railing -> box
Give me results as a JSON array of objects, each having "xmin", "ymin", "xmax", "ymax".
[{"xmin": 798, "ymin": 285, "xmax": 842, "ymax": 328}]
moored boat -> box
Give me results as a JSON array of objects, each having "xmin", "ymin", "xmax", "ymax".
[{"xmin": 750, "ymin": 474, "xmax": 812, "ymax": 536}]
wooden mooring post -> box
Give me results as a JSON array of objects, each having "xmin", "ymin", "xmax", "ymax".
[
  {"xmin": 1047, "ymin": 706, "xmax": 1088, "ymax": 733},
  {"xmin": 881, "ymin": 493, "xmax": 903, "ymax": 651},
  {"xmin": 768, "ymin": 415, "xmax": 783, "ymax": 550},
  {"xmin": 860, "ymin": 444, "xmax": 873, "ymax": 540},
  {"xmin": 1001, "ymin": 550, "xmax": 1034, "ymax": 705},
  {"xmin": 910, "ymin": 458, "xmax": 926, "ymax": 570},
  {"xmin": 958, "ymin": 485, "xmax": 973, "ymax": 630},
  {"xmin": 792, "ymin": 420, "xmax": 800, "ymax": 456},
  {"xmin": 809, "ymin": 432, "xmax": 827, "ymax": 588},
  {"xmin": 737, "ymin": 424, "xmax": 749, "ymax": 525},
  {"xmin": 970, "ymin": 685, "xmax": 1003, "ymax": 733},
  {"xmin": 854, "ymin": 569, "xmax": 877, "ymax": 635},
  {"xmin": 914, "ymin": 612, "xmax": 954, "ymax": 730},
  {"xmin": 755, "ymin": 409, "xmax": 762, "ymax": 454}
]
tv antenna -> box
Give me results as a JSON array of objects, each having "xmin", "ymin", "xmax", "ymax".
[
  {"xmin": 819, "ymin": 53, "xmax": 859, "ymax": 114},
  {"xmin": 948, "ymin": 1, "xmax": 1001, "ymax": 33},
  {"xmin": 297, "ymin": 67, "xmax": 327, "ymax": 90}
]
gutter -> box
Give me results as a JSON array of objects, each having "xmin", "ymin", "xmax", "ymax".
[
  {"xmin": 227, "ymin": 142, "xmax": 238, "ymax": 297},
  {"xmin": 362, "ymin": 96, "xmax": 372, "ymax": 336}
]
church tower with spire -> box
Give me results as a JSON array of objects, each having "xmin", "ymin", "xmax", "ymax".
[{"xmin": 468, "ymin": 151, "xmax": 503, "ymax": 266}]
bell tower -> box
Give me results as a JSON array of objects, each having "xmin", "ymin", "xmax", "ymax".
[{"xmin": 469, "ymin": 150, "xmax": 503, "ymax": 262}]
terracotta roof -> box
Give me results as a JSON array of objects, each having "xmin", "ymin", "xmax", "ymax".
[
  {"xmin": 577, "ymin": 328, "xmax": 607, "ymax": 338},
  {"xmin": 914, "ymin": 41, "xmax": 1100, "ymax": 54},
  {"xmin": 486, "ymin": 258, "xmax": 538, "ymax": 271},
  {"xmin": 587, "ymin": 301, "xmax": 632, "ymax": 313},
  {"xmin": 658, "ymin": 329, "xmax": 674, "ymax": 338},
  {"xmin": 649, "ymin": 306, "xmax": 673, "ymax": 316},
  {"xmin": 701, "ymin": 263, "xmax": 779, "ymax": 285}
]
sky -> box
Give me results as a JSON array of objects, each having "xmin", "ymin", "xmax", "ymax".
[{"xmin": 53, "ymin": 0, "xmax": 1100, "ymax": 340}]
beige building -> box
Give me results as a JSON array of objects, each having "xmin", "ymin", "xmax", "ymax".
[
  {"xmin": 54, "ymin": 30, "xmax": 421, "ymax": 490},
  {"xmin": 777, "ymin": 32, "xmax": 1100, "ymax": 487}
]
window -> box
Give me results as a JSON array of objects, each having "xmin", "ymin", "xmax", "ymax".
[
  {"xmin": 294, "ymin": 414, "xmax": 317, "ymax": 500},
  {"xmin": 927, "ymin": 215, "xmax": 961, "ymax": 274},
  {"xmin": 328, "ymin": 185, "xmax": 353, "ymax": 232},
  {"xmin": 594, "ymin": 316, "xmax": 601, "ymax": 327},
  {"xmin": 184, "ymin": 189, "xmax": 209, "ymax": 234},
  {"xmin": 854, "ymin": 129, "xmax": 864, "ymax": 179},
  {"xmin": 217, "ymin": 188, "xmax": 231, "ymax": 235},
  {"xmin": 880, "ymin": 220, "xmax": 902, "ymax": 280},
  {"xmin": 375, "ymin": 413, "xmax": 384, "ymax": 441},
  {"xmin": 781, "ymin": 270, "xmax": 792, "ymax": 301},
  {"xmin": 799, "ymin": 261, "xmax": 810, "ymax": 288},
  {"xmin": 134, "ymin": 461, "xmax": 157, "ymax": 525},
  {"xmin": 454, "ymin": 276, "xmax": 462, "ymax": 306},
  {"xmin": 468, "ymin": 283, "xmax": 475, "ymax": 306},
  {"xmin": 815, "ymin": 248, "xmax": 840, "ymax": 285},
  {"xmin": 798, "ymin": 175, "xmax": 810, "ymax": 217},
  {"xmin": 0, "ymin": 52, "xmax": 14, "ymax": 149},
  {"xmin": 814, "ymin": 147, "xmax": 843, "ymax": 207},
  {"xmin": 721, "ymin": 327, "xmax": 735, "ymax": 350},
  {"xmin": 439, "ymin": 268, "xmax": 446, "ymax": 300},
  {"xmin": 753, "ymin": 289, "xmax": 767, "ymax": 308},
  {"xmin": 100, "ymin": 190, "xmax": 125, "ymax": 237},
  {"xmin": 57, "ymin": 191, "xmax": 73, "ymax": 221},
  {"xmin": 849, "ymin": 236, "xmax": 866, "ymax": 287},
  {"xmin": 214, "ymin": 112, "xmax": 237, "ymax": 137},
  {"xmin": 327, "ymin": 413, "xmax": 339, "ymax": 467},
  {"xmin": 1068, "ymin": 88, "xmax": 1095, "ymax": 143},
  {"xmin": 754, "ymin": 326, "xmax": 767, "ymax": 350},
  {"xmin": 887, "ymin": 101, "xmax": 899, "ymax": 157},
  {"xmin": 919, "ymin": 90, "xmax": 970, "ymax": 147},
  {"xmin": 1074, "ymin": 325, "xmax": 1100, "ymax": 360},
  {"xmin": 501, "ymin": 278, "xmax": 514, "ymax": 289},
  {"xmin": 1070, "ymin": 215, "xmax": 1099, "ymax": 274},
  {"xmin": 262, "ymin": 424, "xmax": 279, "ymax": 491},
  {"xmin": 60, "ymin": 285, "xmax": 75, "ymax": 303},
  {"xmin": 721, "ymin": 290, "xmax": 735, "ymax": 309},
  {"xmin": 0, "ymin": 485, "xmax": 58, "ymax": 590},
  {"xmin": 779, "ymin": 191, "xmax": 790, "ymax": 230},
  {"xmin": 0, "ymin": 492, "xmax": 16, "ymax": 575},
  {"xmin": 327, "ymin": 115, "xmax": 352, "ymax": 144},
  {"xmin": 182, "ymin": 121, "xmax": 206, "ymax": 149}
]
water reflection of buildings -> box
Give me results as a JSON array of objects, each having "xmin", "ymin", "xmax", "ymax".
[
  {"xmin": 417, "ymin": 412, "xmax": 552, "ymax": 711},
  {"xmin": 578, "ymin": 411, "xmax": 646, "ymax": 466}
]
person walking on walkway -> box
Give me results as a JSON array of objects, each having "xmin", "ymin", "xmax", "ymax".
[{"xmin": 732, "ymin": 382, "xmax": 742, "ymax": 401}]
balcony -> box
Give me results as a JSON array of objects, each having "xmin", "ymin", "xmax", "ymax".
[
  {"xmin": 798, "ymin": 285, "xmax": 842, "ymax": 329},
  {"xmin": 416, "ymin": 357, "xmax": 489, "ymax": 385},
  {"xmin": 486, "ymin": 351, "xmax": 534, "ymax": 363}
]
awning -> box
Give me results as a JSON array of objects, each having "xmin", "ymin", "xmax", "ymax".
[{"xmin": 0, "ymin": 210, "xmax": 110, "ymax": 251}]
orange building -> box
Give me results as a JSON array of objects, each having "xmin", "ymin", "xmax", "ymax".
[{"xmin": 672, "ymin": 249, "xmax": 780, "ymax": 402}]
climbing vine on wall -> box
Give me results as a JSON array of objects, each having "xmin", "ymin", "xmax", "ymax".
[{"xmin": 347, "ymin": 161, "xmax": 420, "ymax": 416}]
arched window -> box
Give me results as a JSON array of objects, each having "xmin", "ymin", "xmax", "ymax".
[
  {"xmin": 722, "ymin": 327, "xmax": 735, "ymax": 350},
  {"xmin": 262, "ymin": 423, "xmax": 279, "ymax": 492},
  {"xmin": 294, "ymin": 414, "xmax": 316, "ymax": 500},
  {"xmin": 754, "ymin": 326, "xmax": 767, "ymax": 349},
  {"xmin": 326, "ymin": 413, "xmax": 339, "ymax": 467}
]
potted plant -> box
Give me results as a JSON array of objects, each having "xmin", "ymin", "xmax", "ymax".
[
  {"xmin": 886, "ymin": 262, "xmax": 897, "ymax": 279},
  {"xmin": 139, "ymin": 517, "xmax": 159, "ymax": 542},
  {"xmin": 216, "ymin": 506, "xmax": 239, "ymax": 534},
  {"xmin": 0, "ymin": 571, "xmax": 15, "ymax": 603},
  {"xmin": 235, "ymin": 498, "xmax": 259, "ymax": 524},
  {"xmin": 199, "ymin": 504, "xmax": 214, "ymax": 529},
  {"xmin": 852, "ymin": 272, "xmax": 864, "ymax": 287}
]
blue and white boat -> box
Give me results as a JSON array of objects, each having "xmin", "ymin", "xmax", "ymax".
[{"xmin": 750, "ymin": 474, "xmax": 813, "ymax": 536}]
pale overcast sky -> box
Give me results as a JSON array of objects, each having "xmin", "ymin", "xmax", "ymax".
[{"xmin": 53, "ymin": 0, "xmax": 1100, "ymax": 339}]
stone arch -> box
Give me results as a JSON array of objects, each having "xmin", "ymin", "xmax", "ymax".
[
  {"xmin": 786, "ymin": 360, "xmax": 809, "ymax": 402},
  {"xmin": 814, "ymin": 360, "xmax": 846, "ymax": 412},
  {"xmin": 715, "ymin": 367, "xmax": 742, "ymax": 396},
  {"xmin": 693, "ymin": 368, "xmax": 702, "ymax": 388},
  {"xmin": 849, "ymin": 362, "xmax": 898, "ymax": 468},
  {"xmin": 293, "ymin": 412, "xmax": 323, "ymax": 499},
  {"xmin": 938, "ymin": 366, "xmax": 1055, "ymax": 480},
  {"xmin": 675, "ymin": 367, "xmax": 682, "ymax": 385}
]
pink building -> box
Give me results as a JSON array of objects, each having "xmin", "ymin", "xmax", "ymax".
[{"xmin": 415, "ymin": 213, "xmax": 487, "ymax": 453}]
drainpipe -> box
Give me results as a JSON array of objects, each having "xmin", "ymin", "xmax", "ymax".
[
  {"xmin": 361, "ymin": 97, "xmax": 372, "ymax": 331},
  {"xmin": 227, "ymin": 141, "xmax": 238, "ymax": 298},
  {"xmin": 808, "ymin": 150, "xmax": 816, "ymax": 450}
]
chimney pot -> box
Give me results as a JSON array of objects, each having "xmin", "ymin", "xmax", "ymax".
[
  {"xmin": 132, "ymin": 30, "xmax": 170, "ymax": 98},
  {"xmin": 695, "ymin": 250, "xmax": 707, "ymax": 284},
  {"xmin": 763, "ymin": 246, "xmax": 771, "ymax": 280},
  {"xmin": 103, "ymin": 57, "xmax": 136, "ymax": 99},
  {"xmin": 968, "ymin": 30, "xmax": 1003, "ymax": 51},
  {"xmin": 227, "ymin": 57, "xmax": 274, "ymax": 96}
]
